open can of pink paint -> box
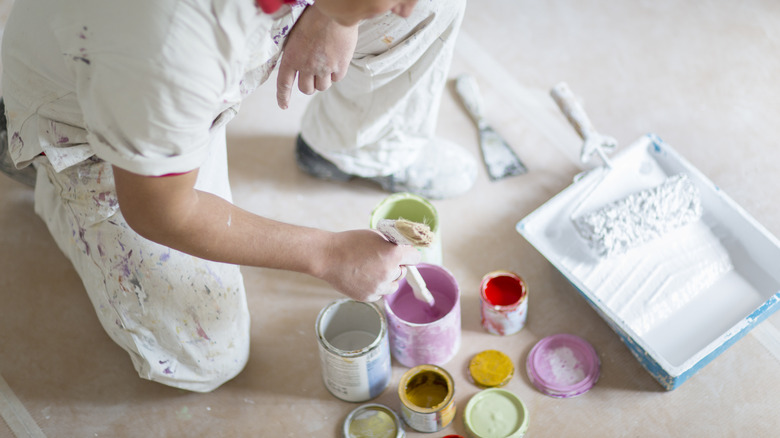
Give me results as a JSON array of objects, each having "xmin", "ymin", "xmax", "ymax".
[
  {"xmin": 383, "ymin": 263, "xmax": 461, "ymax": 367},
  {"xmin": 479, "ymin": 271, "xmax": 528, "ymax": 336},
  {"xmin": 525, "ymin": 333, "xmax": 600, "ymax": 398}
]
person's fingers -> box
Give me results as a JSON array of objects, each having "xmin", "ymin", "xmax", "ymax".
[
  {"xmin": 399, "ymin": 246, "xmax": 422, "ymax": 266},
  {"xmin": 297, "ymin": 73, "xmax": 315, "ymax": 95},
  {"xmin": 394, "ymin": 266, "xmax": 407, "ymax": 282},
  {"xmin": 276, "ymin": 64, "xmax": 296, "ymax": 109},
  {"xmin": 331, "ymin": 69, "xmax": 347, "ymax": 83},
  {"xmin": 314, "ymin": 74, "xmax": 332, "ymax": 92}
]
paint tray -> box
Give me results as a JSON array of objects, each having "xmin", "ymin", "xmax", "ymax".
[{"xmin": 516, "ymin": 134, "xmax": 780, "ymax": 390}]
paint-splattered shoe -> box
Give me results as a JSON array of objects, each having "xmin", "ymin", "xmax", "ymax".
[
  {"xmin": 0, "ymin": 99, "xmax": 36, "ymax": 187},
  {"xmin": 295, "ymin": 135, "xmax": 477, "ymax": 200}
]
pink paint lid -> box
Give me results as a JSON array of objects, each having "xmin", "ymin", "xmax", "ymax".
[{"xmin": 525, "ymin": 334, "xmax": 600, "ymax": 398}]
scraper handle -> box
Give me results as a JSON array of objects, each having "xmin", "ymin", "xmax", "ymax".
[
  {"xmin": 454, "ymin": 74, "xmax": 486, "ymax": 125},
  {"xmin": 550, "ymin": 82, "xmax": 617, "ymax": 166},
  {"xmin": 550, "ymin": 82, "xmax": 597, "ymax": 141}
]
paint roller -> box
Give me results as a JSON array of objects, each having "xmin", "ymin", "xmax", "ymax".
[
  {"xmin": 376, "ymin": 219, "xmax": 436, "ymax": 305},
  {"xmin": 550, "ymin": 82, "xmax": 703, "ymax": 257}
]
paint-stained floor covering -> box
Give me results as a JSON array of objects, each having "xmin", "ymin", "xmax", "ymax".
[{"xmin": 2, "ymin": 1, "xmax": 780, "ymax": 436}]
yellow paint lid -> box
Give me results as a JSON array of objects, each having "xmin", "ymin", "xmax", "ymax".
[{"xmin": 468, "ymin": 350, "xmax": 514, "ymax": 388}]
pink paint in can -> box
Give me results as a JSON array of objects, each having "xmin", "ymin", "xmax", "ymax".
[
  {"xmin": 480, "ymin": 271, "xmax": 528, "ymax": 336},
  {"xmin": 383, "ymin": 263, "xmax": 461, "ymax": 367}
]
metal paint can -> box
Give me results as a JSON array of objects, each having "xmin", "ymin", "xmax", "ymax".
[
  {"xmin": 398, "ymin": 364, "xmax": 456, "ymax": 433},
  {"xmin": 316, "ymin": 299, "xmax": 392, "ymax": 403},
  {"xmin": 370, "ymin": 192, "xmax": 442, "ymax": 264},
  {"xmin": 342, "ymin": 404, "xmax": 405, "ymax": 438},
  {"xmin": 479, "ymin": 271, "xmax": 528, "ymax": 336},
  {"xmin": 384, "ymin": 263, "xmax": 461, "ymax": 367}
]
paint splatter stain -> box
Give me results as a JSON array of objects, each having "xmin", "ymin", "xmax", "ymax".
[
  {"xmin": 272, "ymin": 25, "xmax": 290, "ymax": 45},
  {"xmin": 10, "ymin": 132, "xmax": 24, "ymax": 148},
  {"xmin": 159, "ymin": 360, "xmax": 174, "ymax": 375},
  {"xmin": 176, "ymin": 406, "xmax": 192, "ymax": 421},
  {"xmin": 195, "ymin": 321, "xmax": 211, "ymax": 341},
  {"xmin": 72, "ymin": 55, "xmax": 91, "ymax": 65}
]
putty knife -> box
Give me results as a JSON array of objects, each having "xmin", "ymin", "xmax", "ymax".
[{"xmin": 455, "ymin": 74, "xmax": 528, "ymax": 181}]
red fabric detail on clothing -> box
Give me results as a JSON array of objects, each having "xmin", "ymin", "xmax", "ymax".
[
  {"xmin": 256, "ymin": 0, "xmax": 297, "ymax": 14},
  {"xmin": 155, "ymin": 171, "xmax": 189, "ymax": 178}
]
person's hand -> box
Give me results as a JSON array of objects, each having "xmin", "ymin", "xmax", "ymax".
[
  {"xmin": 276, "ymin": 3, "xmax": 359, "ymax": 109},
  {"xmin": 317, "ymin": 230, "xmax": 422, "ymax": 302}
]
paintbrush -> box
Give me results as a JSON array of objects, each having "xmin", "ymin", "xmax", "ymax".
[{"xmin": 376, "ymin": 219, "xmax": 436, "ymax": 305}]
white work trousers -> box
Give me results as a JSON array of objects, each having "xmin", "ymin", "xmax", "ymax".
[
  {"xmin": 301, "ymin": 0, "xmax": 466, "ymax": 177},
  {"xmin": 32, "ymin": 0, "xmax": 466, "ymax": 392}
]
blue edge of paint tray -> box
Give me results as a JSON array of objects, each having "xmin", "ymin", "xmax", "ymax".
[{"xmin": 516, "ymin": 133, "xmax": 780, "ymax": 391}]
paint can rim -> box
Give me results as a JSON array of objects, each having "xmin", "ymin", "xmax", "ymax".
[
  {"xmin": 398, "ymin": 364, "xmax": 455, "ymax": 414},
  {"xmin": 342, "ymin": 403, "xmax": 405, "ymax": 438},
  {"xmin": 479, "ymin": 270, "xmax": 527, "ymax": 309},
  {"xmin": 464, "ymin": 388, "xmax": 529, "ymax": 438},
  {"xmin": 369, "ymin": 192, "xmax": 439, "ymax": 232},
  {"xmin": 316, "ymin": 298, "xmax": 387, "ymax": 358},
  {"xmin": 384, "ymin": 263, "xmax": 460, "ymax": 327},
  {"xmin": 525, "ymin": 333, "xmax": 601, "ymax": 398}
]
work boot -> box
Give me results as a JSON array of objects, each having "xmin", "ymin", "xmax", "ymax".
[
  {"xmin": 295, "ymin": 135, "xmax": 477, "ymax": 200},
  {"xmin": 0, "ymin": 99, "xmax": 36, "ymax": 187}
]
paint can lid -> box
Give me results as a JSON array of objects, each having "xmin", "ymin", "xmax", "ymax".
[
  {"xmin": 525, "ymin": 333, "xmax": 600, "ymax": 398},
  {"xmin": 468, "ymin": 350, "xmax": 514, "ymax": 388},
  {"xmin": 343, "ymin": 404, "xmax": 405, "ymax": 438},
  {"xmin": 464, "ymin": 388, "xmax": 529, "ymax": 438}
]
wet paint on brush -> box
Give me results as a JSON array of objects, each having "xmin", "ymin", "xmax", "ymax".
[
  {"xmin": 384, "ymin": 264, "xmax": 461, "ymax": 367},
  {"xmin": 480, "ymin": 271, "xmax": 528, "ymax": 336},
  {"xmin": 398, "ymin": 365, "xmax": 456, "ymax": 433}
]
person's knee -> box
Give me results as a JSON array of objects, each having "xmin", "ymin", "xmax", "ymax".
[{"xmin": 132, "ymin": 331, "xmax": 251, "ymax": 393}]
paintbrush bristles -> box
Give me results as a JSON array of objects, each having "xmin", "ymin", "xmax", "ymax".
[
  {"xmin": 393, "ymin": 219, "xmax": 434, "ymax": 247},
  {"xmin": 376, "ymin": 219, "xmax": 434, "ymax": 247}
]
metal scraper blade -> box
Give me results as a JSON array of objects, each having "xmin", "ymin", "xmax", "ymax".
[{"xmin": 479, "ymin": 125, "xmax": 528, "ymax": 181}]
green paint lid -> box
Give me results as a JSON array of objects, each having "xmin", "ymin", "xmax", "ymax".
[
  {"xmin": 343, "ymin": 404, "xmax": 405, "ymax": 438},
  {"xmin": 464, "ymin": 388, "xmax": 529, "ymax": 438}
]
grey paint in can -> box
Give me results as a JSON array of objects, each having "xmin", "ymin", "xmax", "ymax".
[{"xmin": 316, "ymin": 299, "xmax": 391, "ymax": 402}]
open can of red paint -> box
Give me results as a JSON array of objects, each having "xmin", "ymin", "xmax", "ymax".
[{"xmin": 479, "ymin": 271, "xmax": 528, "ymax": 336}]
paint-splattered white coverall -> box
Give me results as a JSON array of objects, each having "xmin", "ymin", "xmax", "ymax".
[{"xmin": 1, "ymin": 0, "xmax": 465, "ymax": 391}]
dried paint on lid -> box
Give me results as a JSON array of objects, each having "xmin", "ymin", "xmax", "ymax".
[
  {"xmin": 343, "ymin": 404, "xmax": 405, "ymax": 438},
  {"xmin": 525, "ymin": 333, "xmax": 600, "ymax": 398},
  {"xmin": 464, "ymin": 388, "xmax": 529, "ymax": 438},
  {"xmin": 468, "ymin": 350, "xmax": 514, "ymax": 388}
]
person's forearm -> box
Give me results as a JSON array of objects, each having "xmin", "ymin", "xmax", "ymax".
[
  {"xmin": 113, "ymin": 165, "xmax": 420, "ymax": 301},
  {"xmin": 114, "ymin": 166, "xmax": 329, "ymax": 277}
]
